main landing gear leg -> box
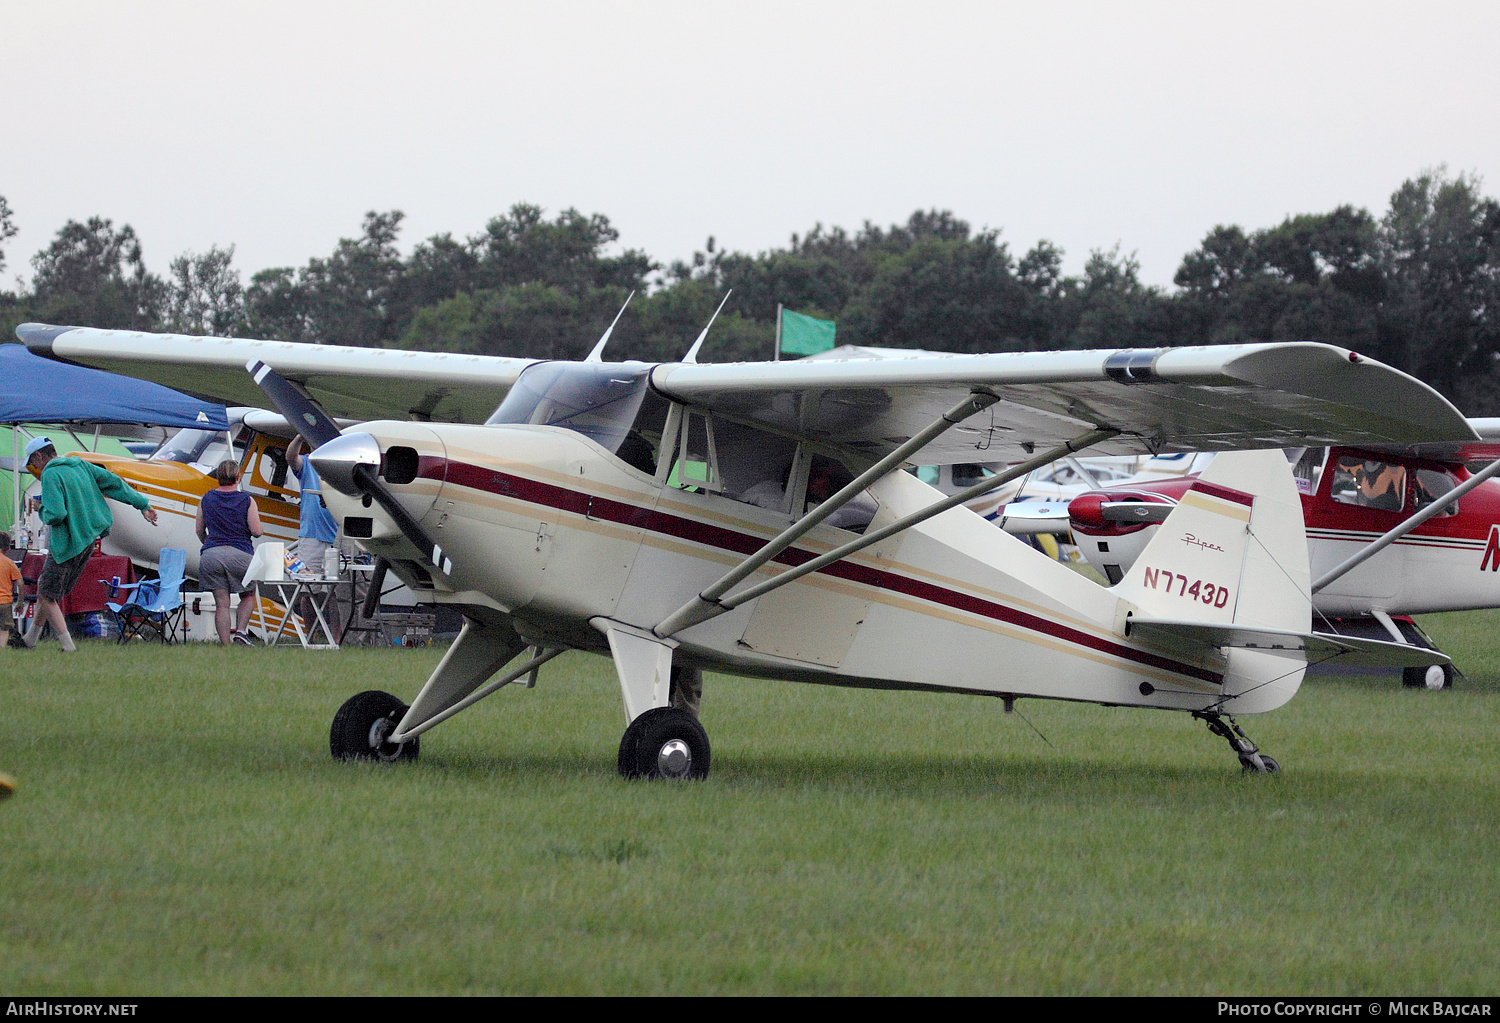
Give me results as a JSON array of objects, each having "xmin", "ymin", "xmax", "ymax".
[
  {"xmin": 1193, "ymin": 710, "xmax": 1280, "ymax": 774},
  {"xmin": 593, "ymin": 619, "xmax": 711, "ymax": 781}
]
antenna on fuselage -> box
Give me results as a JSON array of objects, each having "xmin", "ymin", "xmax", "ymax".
[
  {"xmin": 585, "ymin": 290, "xmax": 636, "ymax": 363},
  {"xmin": 681, "ymin": 290, "xmax": 733, "ymax": 365}
]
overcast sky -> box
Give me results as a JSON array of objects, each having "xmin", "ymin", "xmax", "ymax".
[{"xmin": 4, "ymin": 0, "xmax": 1497, "ymax": 291}]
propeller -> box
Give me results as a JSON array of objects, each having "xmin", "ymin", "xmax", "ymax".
[
  {"xmin": 245, "ymin": 359, "xmax": 454, "ymax": 578},
  {"xmin": 247, "ymin": 359, "xmax": 341, "ymax": 447}
]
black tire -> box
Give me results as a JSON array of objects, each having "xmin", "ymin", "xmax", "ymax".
[
  {"xmin": 617, "ymin": 707, "xmax": 710, "ymax": 781},
  {"xmin": 330, "ymin": 690, "xmax": 419, "ymax": 763},
  {"xmin": 1402, "ymin": 664, "xmax": 1455, "ymax": 690}
]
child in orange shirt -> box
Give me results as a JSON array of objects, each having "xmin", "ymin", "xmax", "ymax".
[{"xmin": 0, "ymin": 551, "xmax": 21, "ymax": 649}]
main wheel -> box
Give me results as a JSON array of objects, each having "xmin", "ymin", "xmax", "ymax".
[
  {"xmin": 330, "ymin": 690, "xmax": 419, "ymax": 763},
  {"xmin": 1402, "ymin": 664, "xmax": 1455, "ymax": 689},
  {"xmin": 617, "ymin": 707, "xmax": 710, "ymax": 781}
]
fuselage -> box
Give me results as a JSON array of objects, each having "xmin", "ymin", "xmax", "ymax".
[{"xmin": 321, "ymin": 418, "xmax": 1302, "ymax": 715}]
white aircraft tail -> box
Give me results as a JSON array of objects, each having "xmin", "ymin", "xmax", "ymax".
[{"xmin": 1112, "ymin": 449, "xmax": 1313, "ymax": 711}]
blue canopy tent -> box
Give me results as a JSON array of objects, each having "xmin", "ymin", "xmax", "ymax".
[{"xmin": 1, "ymin": 341, "xmax": 229, "ymax": 537}]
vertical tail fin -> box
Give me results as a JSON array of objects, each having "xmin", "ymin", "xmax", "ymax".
[
  {"xmin": 1113, "ymin": 449, "xmax": 1312, "ymax": 711},
  {"xmin": 1115, "ymin": 449, "xmax": 1309, "ymax": 632}
]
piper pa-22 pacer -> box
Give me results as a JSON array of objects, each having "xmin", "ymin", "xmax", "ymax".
[{"xmin": 18, "ymin": 320, "xmax": 1478, "ymax": 776}]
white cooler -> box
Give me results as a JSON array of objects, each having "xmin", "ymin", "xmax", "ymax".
[{"xmin": 183, "ymin": 592, "xmax": 244, "ymax": 642}]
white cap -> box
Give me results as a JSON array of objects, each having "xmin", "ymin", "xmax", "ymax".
[{"xmin": 24, "ymin": 436, "xmax": 54, "ymax": 462}]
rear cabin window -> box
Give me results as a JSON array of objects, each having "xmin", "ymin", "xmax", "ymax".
[{"xmin": 1414, "ymin": 468, "xmax": 1461, "ymax": 517}]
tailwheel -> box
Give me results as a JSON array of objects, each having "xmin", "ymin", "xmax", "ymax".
[
  {"xmin": 1402, "ymin": 663, "xmax": 1455, "ymax": 690},
  {"xmin": 617, "ymin": 707, "xmax": 711, "ymax": 781},
  {"xmin": 330, "ymin": 690, "xmax": 420, "ymax": 763},
  {"xmin": 1193, "ymin": 709, "xmax": 1279, "ymax": 774}
]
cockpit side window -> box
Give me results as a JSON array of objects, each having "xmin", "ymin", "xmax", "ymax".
[
  {"xmin": 1329, "ymin": 455, "xmax": 1407, "ymax": 512},
  {"xmin": 952, "ymin": 463, "xmax": 996, "ymax": 488},
  {"xmin": 615, "ymin": 389, "xmax": 671, "ymax": 476},
  {"xmin": 240, "ymin": 434, "xmax": 297, "ymax": 502}
]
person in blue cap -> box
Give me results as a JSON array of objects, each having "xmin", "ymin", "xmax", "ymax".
[{"xmin": 22, "ymin": 436, "xmax": 158, "ymax": 651}]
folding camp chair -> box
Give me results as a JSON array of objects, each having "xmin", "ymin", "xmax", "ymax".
[{"xmin": 107, "ymin": 548, "xmax": 188, "ymax": 643}]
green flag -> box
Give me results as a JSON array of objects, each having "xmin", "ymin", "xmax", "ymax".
[{"xmin": 778, "ymin": 308, "xmax": 836, "ymax": 356}]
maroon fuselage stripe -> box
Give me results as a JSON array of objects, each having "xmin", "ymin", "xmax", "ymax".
[{"xmin": 419, "ymin": 458, "xmax": 1225, "ymax": 685}]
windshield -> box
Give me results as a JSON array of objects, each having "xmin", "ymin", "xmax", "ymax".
[
  {"xmin": 153, "ymin": 427, "xmax": 233, "ymax": 467},
  {"xmin": 486, "ymin": 362, "xmax": 653, "ymax": 455}
]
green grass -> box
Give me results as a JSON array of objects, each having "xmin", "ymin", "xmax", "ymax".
[{"xmin": 3, "ymin": 612, "xmax": 1499, "ymax": 995}]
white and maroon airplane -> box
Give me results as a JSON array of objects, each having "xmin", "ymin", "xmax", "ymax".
[{"xmin": 19, "ymin": 323, "xmax": 1473, "ymax": 776}]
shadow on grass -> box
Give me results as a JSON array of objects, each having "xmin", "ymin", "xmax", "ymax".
[{"xmin": 395, "ymin": 744, "xmax": 1277, "ymax": 800}]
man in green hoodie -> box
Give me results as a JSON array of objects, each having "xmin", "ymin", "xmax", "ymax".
[{"xmin": 22, "ymin": 437, "xmax": 158, "ymax": 652}]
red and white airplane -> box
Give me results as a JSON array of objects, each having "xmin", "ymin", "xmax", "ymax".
[
  {"xmin": 1066, "ymin": 434, "xmax": 1500, "ymax": 688},
  {"xmin": 19, "ymin": 323, "xmax": 1475, "ymax": 776}
]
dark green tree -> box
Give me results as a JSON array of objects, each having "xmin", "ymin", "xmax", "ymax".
[
  {"xmin": 1062, "ymin": 246, "xmax": 1174, "ymax": 350},
  {"xmin": 244, "ymin": 211, "xmax": 405, "ymax": 345},
  {"xmin": 1173, "ymin": 209, "xmax": 1383, "ymax": 351},
  {"xmin": 28, "ymin": 217, "xmax": 163, "ymax": 330},
  {"xmin": 161, "ymin": 245, "xmax": 246, "ymax": 336},
  {"xmin": 1377, "ymin": 169, "xmax": 1500, "ymax": 399},
  {"xmin": 0, "ymin": 194, "xmax": 16, "ymax": 281}
]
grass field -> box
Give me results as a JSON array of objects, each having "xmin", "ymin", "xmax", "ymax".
[{"xmin": 3, "ymin": 611, "xmax": 1499, "ymax": 995}]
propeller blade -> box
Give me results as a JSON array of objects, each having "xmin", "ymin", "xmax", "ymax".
[
  {"xmin": 245, "ymin": 359, "xmax": 342, "ymax": 447},
  {"xmin": 1100, "ymin": 500, "xmax": 1174, "ymax": 524},
  {"xmin": 361, "ymin": 558, "xmax": 390, "ymax": 620}
]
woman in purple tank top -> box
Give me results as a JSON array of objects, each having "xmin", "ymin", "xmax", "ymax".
[{"xmin": 195, "ymin": 460, "xmax": 264, "ymax": 645}]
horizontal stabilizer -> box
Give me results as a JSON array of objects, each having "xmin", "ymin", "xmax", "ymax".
[{"xmin": 1125, "ymin": 617, "xmax": 1451, "ymax": 668}]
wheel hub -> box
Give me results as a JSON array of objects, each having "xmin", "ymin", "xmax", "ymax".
[
  {"xmin": 1425, "ymin": 665, "xmax": 1446, "ymax": 690},
  {"xmin": 656, "ymin": 739, "xmax": 692, "ymax": 779},
  {"xmin": 367, "ymin": 714, "xmax": 405, "ymax": 761}
]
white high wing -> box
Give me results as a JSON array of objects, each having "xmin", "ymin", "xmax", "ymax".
[{"xmin": 18, "ymin": 323, "xmax": 1477, "ymax": 775}]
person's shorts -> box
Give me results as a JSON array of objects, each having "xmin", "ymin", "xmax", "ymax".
[
  {"xmin": 296, "ymin": 538, "xmax": 337, "ymax": 574},
  {"xmin": 200, "ymin": 545, "xmax": 254, "ymax": 593},
  {"xmin": 37, "ymin": 547, "xmax": 95, "ymax": 602}
]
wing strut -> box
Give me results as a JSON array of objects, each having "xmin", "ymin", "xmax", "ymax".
[
  {"xmin": 654, "ymin": 422, "xmax": 1118, "ymax": 639},
  {"xmin": 1311, "ymin": 453, "xmax": 1500, "ymax": 593}
]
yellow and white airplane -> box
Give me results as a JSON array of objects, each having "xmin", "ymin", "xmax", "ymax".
[
  {"xmin": 19, "ymin": 322, "xmax": 1475, "ymax": 777},
  {"xmin": 57, "ymin": 408, "xmax": 303, "ymax": 578}
]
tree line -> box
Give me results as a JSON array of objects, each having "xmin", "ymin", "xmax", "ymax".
[{"xmin": 2, "ymin": 168, "xmax": 1498, "ymax": 410}]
